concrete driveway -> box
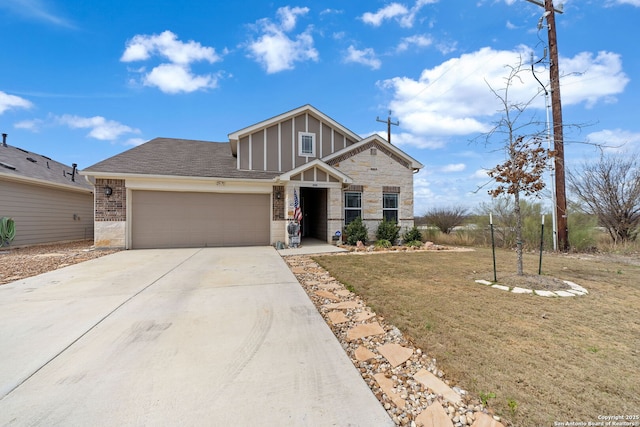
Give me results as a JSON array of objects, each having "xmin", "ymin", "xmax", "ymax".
[{"xmin": 0, "ymin": 247, "xmax": 392, "ymax": 426}]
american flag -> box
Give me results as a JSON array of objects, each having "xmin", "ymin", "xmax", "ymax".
[{"xmin": 294, "ymin": 189, "xmax": 302, "ymax": 223}]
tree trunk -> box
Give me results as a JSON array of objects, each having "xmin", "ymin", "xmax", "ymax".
[{"xmin": 514, "ymin": 192, "xmax": 524, "ymax": 276}]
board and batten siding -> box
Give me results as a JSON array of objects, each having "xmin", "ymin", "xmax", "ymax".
[
  {"xmin": 0, "ymin": 179, "xmax": 94, "ymax": 246},
  {"xmin": 236, "ymin": 112, "xmax": 357, "ymax": 173}
]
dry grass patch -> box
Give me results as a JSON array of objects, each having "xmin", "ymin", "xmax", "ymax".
[{"xmin": 314, "ymin": 248, "xmax": 640, "ymax": 427}]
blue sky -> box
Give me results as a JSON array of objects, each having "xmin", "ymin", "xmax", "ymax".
[{"xmin": 1, "ymin": 0, "xmax": 638, "ymax": 215}]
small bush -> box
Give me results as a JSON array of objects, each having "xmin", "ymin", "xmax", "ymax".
[
  {"xmin": 405, "ymin": 240, "xmax": 423, "ymax": 247},
  {"xmin": 345, "ymin": 217, "xmax": 368, "ymax": 245},
  {"xmin": 375, "ymin": 239, "xmax": 392, "ymax": 248},
  {"xmin": 376, "ymin": 218, "xmax": 399, "ymax": 243},
  {"xmin": 403, "ymin": 226, "xmax": 423, "ymax": 243}
]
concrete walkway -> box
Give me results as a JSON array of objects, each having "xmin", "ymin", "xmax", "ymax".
[
  {"xmin": 277, "ymin": 238, "xmax": 348, "ymax": 256},
  {"xmin": 0, "ymin": 247, "xmax": 392, "ymax": 426}
]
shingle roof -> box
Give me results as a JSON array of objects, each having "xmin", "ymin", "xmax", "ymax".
[
  {"xmin": 81, "ymin": 137, "xmax": 280, "ymax": 180},
  {"xmin": 0, "ymin": 143, "xmax": 92, "ymax": 191}
]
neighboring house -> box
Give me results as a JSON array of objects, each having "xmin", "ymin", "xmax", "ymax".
[
  {"xmin": 81, "ymin": 105, "xmax": 423, "ymax": 249},
  {"xmin": 0, "ymin": 134, "xmax": 94, "ymax": 247}
]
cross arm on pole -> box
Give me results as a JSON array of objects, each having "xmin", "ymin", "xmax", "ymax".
[{"xmin": 524, "ymin": 0, "xmax": 564, "ymax": 13}]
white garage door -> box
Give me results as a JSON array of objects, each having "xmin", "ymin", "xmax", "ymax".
[{"xmin": 131, "ymin": 191, "xmax": 270, "ymax": 249}]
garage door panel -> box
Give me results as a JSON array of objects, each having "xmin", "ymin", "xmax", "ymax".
[{"xmin": 132, "ymin": 191, "xmax": 270, "ymax": 249}]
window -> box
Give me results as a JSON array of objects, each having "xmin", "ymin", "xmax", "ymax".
[
  {"xmin": 344, "ymin": 192, "xmax": 362, "ymax": 225},
  {"xmin": 383, "ymin": 193, "xmax": 398, "ymax": 223},
  {"xmin": 298, "ymin": 132, "xmax": 316, "ymax": 157}
]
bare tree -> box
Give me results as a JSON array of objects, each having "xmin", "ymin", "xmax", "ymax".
[
  {"xmin": 568, "ymin": 152, "xmax": 640, "ymax": 243},
  {"xmin": 423, "ymin": 206, "xmax": 468, "ymax": 234},
  {"xmin": 479, "ymin": 59, "xmax": 552, "ymax": 275}
]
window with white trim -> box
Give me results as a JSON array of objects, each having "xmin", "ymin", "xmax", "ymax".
[
  {"xmin": 383, "ymin": 193, "xmax": 398, "ymax": 223},
  {"xmin": 298, "ymin": 132, "xmax": 316, "ymax": 157},
  {"xmin": 344, "ymin": 192, "xmax": 362, "ymax": 225}
]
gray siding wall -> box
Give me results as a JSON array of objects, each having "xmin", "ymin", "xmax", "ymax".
[
  {"xmin": 0, "ymin": 179, "xmax": 94, "ymax": 246},
  {"xmin": 237, "ymin": 112, "xmax": 357, "ymax": 173}
]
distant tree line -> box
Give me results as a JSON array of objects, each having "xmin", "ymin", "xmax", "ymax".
[{"xmin": 418, "ymin": 151, "xmax": 640, "ymax": 252}]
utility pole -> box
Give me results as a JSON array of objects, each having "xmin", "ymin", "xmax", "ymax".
[
  {"xmin": 525, "ymin": 0, "xmax": 569, "ymax": 251},
  {"xmin": 376, "ymin": 110, "xmax": 399, "ymax": 144}
]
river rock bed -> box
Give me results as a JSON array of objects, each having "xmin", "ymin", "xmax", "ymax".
[{"xmin": 285, "ymin": 255, "xmax": 507, "ymax": 427}]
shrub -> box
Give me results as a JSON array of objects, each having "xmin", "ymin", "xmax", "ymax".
[
  {"xmin": 375, "ymin": 239, "xmax": 392, "ymax": 248},
  {"xmin": 345, "ymin": 217, "xmax": 368, "ymax": 245},
  {"xmin": 376, "ymin": 218, "xmax": 399, "ymax": 243},
  {"xmin": 422, "ymin": 206, "xmax": 468, "ymax": 234},
  {"xmin": 403, "ymin": 226, "xmax": 423, "ymax": 243},
  {"xmin": 0, "ymin": 217, "xmax": 16, "ymax": 247},
  {"xmin": 405, "ymin": 240, "xmax": 423, "ymax": 247}
]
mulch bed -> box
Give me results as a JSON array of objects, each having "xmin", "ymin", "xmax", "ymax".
[{"xmin": 0, "ymin": 240, "xmax": 119, "ymax": 285}]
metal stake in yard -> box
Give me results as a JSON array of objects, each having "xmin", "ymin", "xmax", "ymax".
[
  {"xmin": 539, "ymin": 214, "xmax": 545, "ymax": 275},
  {"xmin": 490, "ymin": 213, "xmax": 497, "ymax": 282}
]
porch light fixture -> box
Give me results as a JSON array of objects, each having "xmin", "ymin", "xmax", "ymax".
[
  {"xmin": 104, "ymin": 186, "xmax": 113, "ymax": 196},
  {"xmin": 276, "ymin": 191, "xmax": 282, "ymax": 199}
]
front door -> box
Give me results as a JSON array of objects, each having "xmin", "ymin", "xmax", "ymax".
[{"xmin": 300, "ymin": 187, "xmax": 327, "ymax": 240}]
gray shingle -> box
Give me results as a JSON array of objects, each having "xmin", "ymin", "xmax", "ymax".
[
  {"xmin": 82, "ymin": 138, "xmax": 280, "ymax": 180},
  {"xmin": 0, "ymin": 143, "xmax": 92, "ymax": 191}
]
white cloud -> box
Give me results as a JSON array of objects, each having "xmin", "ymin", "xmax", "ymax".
[
  {"xmin": 472, "ymin": 169, "xmax": 491, "ymax": 179},
  {"xmin": 14, "ymin": 118, "xmax": 43, "ymax": 131},
  {"xmin": 0, "ymin": 0, "xmax": 75, "ymax": 29},
  {"xmin": 247, "ymin": 6, "xmax": 318, "ymax": 74},
  {"xmin": 0, "ymin": 91, "xmax": 33, "ymax": 114},
  {"xmin": 441, "ymin": 163, "xmax": 466, "ymax": 172},
  {"xmin": 320, "ymin": 8, "xmax": 343, "ymax": 16},
  {"xmin": 435, "ymin": 41, "xmax": 457, "ymax": 55},
  {"xmin": 586, "ymin": 129, "xmax": 640, "ymax": 151},
  {"xmin": 125, "ymin": 138, "xmax": 146, "ymax": 146},
  {"xmin": 121, "ymin": 30, "xmax": 220, "ymax": 64},
  {"xmin": 361, "ymin": 0, "xmax": 436, "ymax": 28},
  {"xmin": 361, "ymin": 3, "xmax": 408, "ymax": 26},
  {"xmin": 559, "ymin": 51, "xmax": 629, "ymax": 108},
  {"xmin": 143, "ymin": 64, "xmax": 218, "ymax": 94},
  {"xmin": 412, "ymin": 169, "xmax": 436, "ymax": 214},
  {"xmin": 397, "ymin": 34, "xmax": 433, "ymax": 52},
  {"xmin": 344, "ymin": 45, "xmax": 381, "ymax": 70},
  {"xmin": 121, "ymin": 30, "xmax": 222, "ymax": 93},
  {"xmin": 610, "ymin": 0, "xmax": 640, "ymax": 6},
  {"xmin": 379, "ymin": 46, "xmax": 630, "ymax": 148},
  {"xmin": 277, "ymin": 6, "xmax": 309, "ymax": 31},
  {"xmin": 57, "ymin": 115, "xmax": 140, "ymax": 141},
  {"xmin": 400, "ymin": 0, "xmax": 438, "ymax": 28},
  {"xmin": 369, "ymin": 130, "xmax": 444, "ymax": 148}
]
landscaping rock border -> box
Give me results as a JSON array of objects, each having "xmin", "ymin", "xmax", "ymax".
[
  {"xmin": 474, "ymin": 279, "xmax": 589, "ymax": 297},
  {"xmin": 286, "ymin": 255, "xmax": 507, "ymax": 427}
]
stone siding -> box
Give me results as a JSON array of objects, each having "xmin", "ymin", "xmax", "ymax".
[
  {"xmin": 94, "ymin": 221, "xmax": 126, "ymax": 248},
  {"xmin": 332, "ymin": 144, "xmax": 415, "ymax": 241}
]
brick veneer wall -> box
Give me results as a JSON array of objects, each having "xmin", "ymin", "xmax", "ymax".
[
  {"xmin": 95, "ymin": 178, "xmax": 126, "ymax": 221},
  {"xmin": 273, "ymin": 185, "xmax": 285, "ymax": 220}
]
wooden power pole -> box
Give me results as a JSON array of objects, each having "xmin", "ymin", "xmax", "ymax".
[
  {"xmin": 376, "ymin": 111, "xmax": 399, "ymax": 144},
  {"xmin": 526, "ymin": 0, "xmax": 569, "ymax": 251}
]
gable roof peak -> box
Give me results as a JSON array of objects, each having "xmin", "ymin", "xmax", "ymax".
[
  {"xmin": 323, "ymin": 134, "xmax": 424, "ymax": 171},
  {"xmin": 227, "ymin": 104, "xmax": 362, "ymax": 156}
]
